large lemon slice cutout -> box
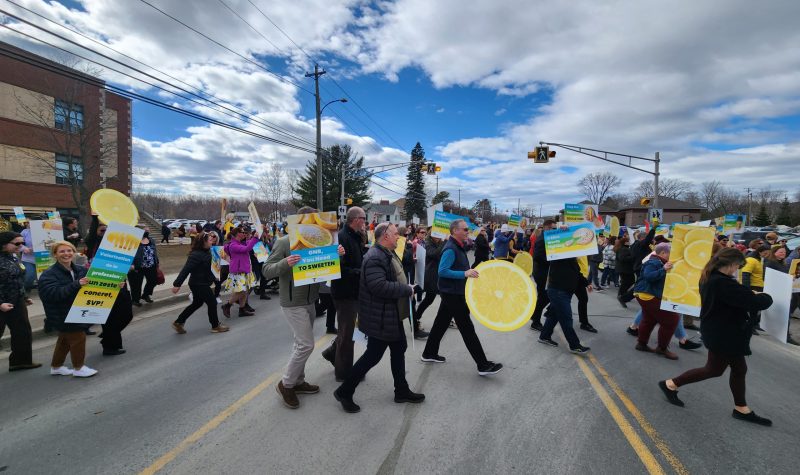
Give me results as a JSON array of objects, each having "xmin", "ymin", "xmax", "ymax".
[
  {"xmin": 466, "ymin": 260, "xmax": 536, "ymax": 332},
  {"xmin": 513, "ymin": 252, "xmax": 533, "ymax": 276},
  {"xmin": 90, "ymin": 189, "xmax": 139, "ymax": 226}
]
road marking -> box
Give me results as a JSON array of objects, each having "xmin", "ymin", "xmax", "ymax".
[
  {"xmin": 587, "ymin": 354, "xmax": 689, "ymax": 475},
  {"xmin": 573, "ymin": 355, "xmax": 666, "ymax": 475},
  {"xmin": 139, "ymin": 334, "xmax": 334, "ymax": 475}
]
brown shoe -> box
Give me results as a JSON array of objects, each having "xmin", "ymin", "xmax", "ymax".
[
  {"xmin": 221, "ymin": 303, "xmax": 232, "ymax": 318},
  {"xmin": 172, "ymin": 322, "xmax": 187, "ymax": 334},
  {"xmin": 210, "ymin": 324, "xmax": 230, "ymax": 333},
  {"xmin": 294, "ymin": 381, "xmax": 320, "ymax": 394},
  {"xmin": 635, "ymin": 343, "xmax": 655, "ymax": 352},
  {"xmin": 276, "ymin": 381, "xmax": 299, "ymax": 409},
  {"xmin": 656, "ymin": 347, "xmax": 678, "ymax": 360}
]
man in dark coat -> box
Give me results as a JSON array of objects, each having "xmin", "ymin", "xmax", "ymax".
[
  {"xmin": 530, "ymin": 219, "xmax": 555, "ymax": 331},
  {"xmin": 333, "ymin": 222, "xmax": 424, "ymax": 413},
  {"xmin": 323, "ymin": 207, "xmax": 367, "ymax": 381}
]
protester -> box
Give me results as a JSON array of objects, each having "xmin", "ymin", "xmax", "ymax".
[
  {"xmin": 414, "ymin": 231, "xmax": 444, "ymax": 330},
  {"xmin": 83, "ymin": 215, "xmax": 106, "ymax": 262},
  {"xmin": 62, "ymin": 217, "xmax": 82, "ymax": 249},
  {"xmin": 530, "ymin": 220, "xmax": 556, "ymax": 331},
  {"xmin": 538, "ymin": 247, "xmax": 591, "ymax": 354},
  {"xmin": 634, "ymin": 243, "xmax": 680, "ymax": 359},
  {"xmin": 100, "ymin": 281, "xmax": 134, "ymax": 356},
  {"xmin": 323, "ymin": 207, "xmax": 367, "ymax": 381},
  {"xmin": 575, "ymin": 256, "xmax": 597, "ymax": 333},
  {"xmin": 659, "ymin": 248, "xmax": 774, "ymax": 426},
  {"xmin": 221, "ymin": 226, "xmax": 259, "ymax": 318},
  {"xmin": 492, "ymin": 224, "xmax": 514, "ymax": 261},
  {"xmin": 171, "ymin": 232, "xmax": 228, "ymax": 334},
  {"xmin": 601, "ymin": 236, "xmax": 618, "ymax": 288},
  {"xmin": 38, "ymin": 240, "xmax": 96, "ymax": 377},
  {"xmin": 615, "ymin": 233, "xmax": 635, "ymax": 308},
  {"xmin": 130, "ymin": 227, "xmax": 159, "ymax": 307},
  {"xmin": 223, "ymin": 213, "xmax": 236, "ymax": 238},
  {"xmin": 763, "ymin": 246, "xmax": 788, "ymax": 273},
  {"xmin": 472, "ymin": 226, "xmax": 491, "ymax": 268},
  {"xmin": 741, "ymin": 244, "xmax": 770, "ymax": 334},
  {"xmin": 333, "ymin": 222, "xmax": 424, "ymax": 413},
  {"xmin": 264, "ymin": 207, "xmax": 345, "ymax": 409},
  {"xmin": 176, "ymin": 224, "xmax": 186, "ymax": 239},
  {"xmin": 161, "ymin": 221, "xmax": 171, "ymax": 243},
  {"xmin": 588, "ymin": 236, "xmax": 604, "ymax": 289},
  {"xmin": 0, "ymin": 231, "xmax": 40, "ymax": 372},
  {"xmin": 421, "ymin": 219, "xmax": 503, "ymax": 375}
]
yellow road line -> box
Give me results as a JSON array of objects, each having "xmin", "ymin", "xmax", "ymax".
[
  {"xmin": 573, "ymin": 355, "xmax": 666, "ymax": 475},
  {"xmin": 587, "ymin": 354, "xmax": 689, "ymax": 475},
  {"xmin": 139, "ymin": 335, "xmax": 334, "ymax": 475}
]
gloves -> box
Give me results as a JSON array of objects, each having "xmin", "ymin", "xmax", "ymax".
[{"xmin": 413, "ymin": 284, "xmax": 423, "ymax": 295}]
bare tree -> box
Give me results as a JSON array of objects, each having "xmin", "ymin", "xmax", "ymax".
[
  {"xmin": 578, "ymin": 171, "xmax": 622, "ymax": 204},
  {"xmin": 257, "ymin": 162, "xmax": 286, "ymax": 222},
  {"xmin": 12, "ymin": 63, "xmax": 118, "ymax": 227},
  {"xmin": 699, "ymin": 181, "xmax": 725, "ymax": 211},
  {"xmin": 634, "ymin": 178, "xmax": 694, "ymax": 200}
]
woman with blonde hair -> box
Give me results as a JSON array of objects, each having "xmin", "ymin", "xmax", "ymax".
[{"xmin": 38, "ymin": 240, "xmax": 97, "ymax": 377}]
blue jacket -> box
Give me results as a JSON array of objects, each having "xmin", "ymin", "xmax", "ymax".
[
  {"xmin": 493, "ymin": 231, "xmax": 512, "ymax": 258},
  {"xmin": 438, "ymin": 237, "xmax": 470, "ymax": 295},
  {"xmin": 633, "ymin": 255, "xmax": 667, "ymax": 298}
]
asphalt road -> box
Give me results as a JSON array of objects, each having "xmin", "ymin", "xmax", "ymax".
[{"xmin": 1, "ymin": 288, "xmax": 798, "ymax": 474}]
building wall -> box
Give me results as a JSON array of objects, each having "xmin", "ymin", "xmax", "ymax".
[{"xmin": 0, "ymin": 42, "xmax": 132, "ymax": 213}]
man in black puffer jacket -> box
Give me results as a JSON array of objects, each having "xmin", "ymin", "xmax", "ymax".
[{"xmin": 333, "ymin": 222, "xmax": 424, "ymax": 413}]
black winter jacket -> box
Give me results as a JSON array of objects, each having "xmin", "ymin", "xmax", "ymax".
[
  {"xmin": 547, "ymin": 257, "xmax": 581, "ymax": 293},
  {"xmin": 357, "ymin": 244, "xmax": 413, "ymax": 342},
  {"xmin": 332, "ymin": 225, "xmax": 366, "ymax": 300},
  {"xmin": 174, "ymin": 249, "xmax": 217, "ymax": 287},
  {"xmin": 616, "ymin": 245, "xmax": 634, "ymax": 274},
  {"xmin": 532, "ymin": 234, "xmax": 549, "ymax": 282},
  {"xmin": 474, "ymin": 233, "xmax": 490, "ymax": 262},
  {"xmin": 423, "ymin": 237, "xmax": 445, "ymax": 293},
  {"xmin": 38, "ymin": 262, "xmax": 89, "ymax": 332},
  {"xmin": 699, "ymin": 270, "xmax": 772, "ymax": 356},
  {"xmin": 0, "ymin": 252, "xmax": 26, "ymax": 304},
  {"xmin": 630, "ymin": 228, "xmax": 655, "ymax": 274}
]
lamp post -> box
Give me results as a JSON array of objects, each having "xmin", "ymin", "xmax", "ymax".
[{"xmin": 312, "ymin": 97, "xmax": 347, "ymax": 211}]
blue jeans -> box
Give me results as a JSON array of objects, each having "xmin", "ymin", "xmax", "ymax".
[
  {"xmin": 22, "ymin": 261, "xmax": 36, "ymax": 290},
  {"xmin": 541, "ymin": 288, "xmax": 581, "ymax": 349},
  {"xmin": 601, "ymin": 267, "xmax": 617, "ymax": 286},
  {"xmin": 633, "ymin": 308, "xmax": 686, "ymax": 339}
]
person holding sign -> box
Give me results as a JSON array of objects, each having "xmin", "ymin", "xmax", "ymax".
[
  {"xmin": 660, "ymin": 249, "xmax": 774, "ymax": 426},
  {"xmin": 172, "ymin": 232, "xmax": 228, "ymax": 334},
  {"xmin": 221, "ymin": 226, "xmax": 259, "ymax": 318},
  {"xmin": 633, "ymin": 243, "xmax": 680, "ymax": 360},
  {"xmin": 334, "ymin": 222, "xmax": 424, "ymax": 413},
  {"xmin": 0, "ymin": 232, "xmax": 40, "ymax": 372},
  {"xmin": 421, "ymin": 219, "xmax": 503, "ymax": 375},
  {"xmin": 537, "ymin": 254, "xmax": 591, "ymax": 354},
  {"xmin": 38, "ymin": 241, "xmax": 96, "ymax": 377},
  {"xmin": 264, "ymin": 207, "xmax": 346, "ymax": 409}
]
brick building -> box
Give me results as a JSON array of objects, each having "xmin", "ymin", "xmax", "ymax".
[{"xmin": 0, "ymin": 41, "xmax": 131, "ymax": 226}]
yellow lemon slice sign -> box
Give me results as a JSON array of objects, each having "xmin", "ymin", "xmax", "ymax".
[
  {"xmin": 466, "ymin": 260, "xmax": 536, "ymax": 332},
  {"xmin": 296, "ymin": 224, "xmax": 333, "ymax": 248},
  {"xmin": 90, "ymin": 189, "xmax": 139, "ymax": 226},
  {"xmin": 513, "ymin": 252, "xmax": 533, "ymax": 276}
]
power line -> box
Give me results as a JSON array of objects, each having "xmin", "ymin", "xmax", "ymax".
[
  {"xmin": 0, "ymin": 39, "xmax": 317, "ymax": 154},
  {"xmin": 215, "ymin": 0, "xmax": 288, "ymax": 57},
  {"xmin": 0, "ymin": 4, "xmax": 317, "ymax": 147},
  {"xmin": 137, "ymin": 0, "xmax": 313, "ymax": 95},
  {"xmin": 0, "ymin": 19, "xmax": 318, "ymax": 151}
]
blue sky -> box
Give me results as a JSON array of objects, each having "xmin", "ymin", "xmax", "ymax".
[{"xmin": 2, "ymin": 0, "xmax": 799, "ymax": 215}]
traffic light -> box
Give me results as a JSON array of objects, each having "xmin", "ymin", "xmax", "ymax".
[
  {"xmin": 640, "ymin": 197, "xmax": 652, "ymax": 206},
  {"xmin": 425, "ymin": 163, "xmax": 437, "ymax": 175},
  {"xmin": 435, "ymin": 165, "xmax": 442, "ymax": 172},
  {"xmin": 345, "ymin": 198, "xmax": 353, "ymax": 205},
  {"xmin": 529, "ymin": 146, "xmax": 553, "ymax": 163}
]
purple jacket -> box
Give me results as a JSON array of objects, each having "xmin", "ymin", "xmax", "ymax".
[{"xmin": 224, "ymin": 237, "xmax": 259, "ymax": 274}]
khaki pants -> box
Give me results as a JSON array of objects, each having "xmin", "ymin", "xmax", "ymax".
[
  {"xmin": 281, "ymin": 304, "xmax": 315, "ymax": 388},
  {"xmin": 51, "ymin": 331, "xmax": 86, "ymax": 368}
]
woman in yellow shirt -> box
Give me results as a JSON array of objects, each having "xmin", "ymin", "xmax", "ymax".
[{"xmin": 742, "ymin": 244, "xmax": 770, "ymax": 334}]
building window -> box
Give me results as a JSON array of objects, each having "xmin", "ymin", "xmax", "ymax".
[
  {"xmin": 54, "ymin": 100, "xmax": 84, "ymax": 132},
  {"xmin": 55, "ymin": 154, "xmax": 83, "ymax": 185}
]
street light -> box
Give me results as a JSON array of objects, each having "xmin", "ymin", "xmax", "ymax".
[{"xmin": 315, "ymin": 98, "xmax": 348, "ymax": 212}]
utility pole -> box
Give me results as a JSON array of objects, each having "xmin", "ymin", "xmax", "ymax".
[
  {"xmin": 517, "ymin": 198, "xmax": 521, "ymax": 216},
  {"xmin": 458, "ymin": 189, "xmax": 461, "ymax": 210},
  {"xmin": 340, "ymin": 164, "xmax": 346, "ymax": 207},
  {"xmin": 746, "ymin": 187, "xmax": 752, "ymax": 226},
  {"xmin": 435, "ymin": 174, "xmax": 439, "ymax": 196},
  {"xmin": 653, "ymin": 152, "xmax": 660, "ymax": 210},
  {"xmin": 306, "ymin": 64, "xmax": 326, "ymax": 211}
]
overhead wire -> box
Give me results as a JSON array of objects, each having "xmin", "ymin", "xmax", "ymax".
[{"xmin": 0, "ymin": 4, "xmax": 318, "ymax": 147}]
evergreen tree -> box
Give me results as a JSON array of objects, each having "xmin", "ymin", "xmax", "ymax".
[
  {"xmin": 404, "ymin": 142, "xmax": 427, "ymax": 221},
  {"xmin": 775, "ymin": 197, "xmax": 792, "ymax": 226},
  {"xmin": 292, "ymin": 144, "xmax": 371, "ymax": 211},
  {"xmin": 752, "ymin": 204, "xmax": 771, "ymax": 226}
]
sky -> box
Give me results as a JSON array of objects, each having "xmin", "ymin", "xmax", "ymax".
[{"xmin": 2, "ymin": 0, "xmax": 800, "ymax": 216}]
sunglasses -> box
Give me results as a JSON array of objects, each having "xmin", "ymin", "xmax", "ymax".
[{"xmin": 11, "ymin": 241, "xmax": 24, "ymax": 246}]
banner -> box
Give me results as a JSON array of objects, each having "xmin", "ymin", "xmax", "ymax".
[
  {"xmin": 287, "ymin": 211, "xmax": 340, "ymax": 286},
  {"xmin": 722, "ymin": 214, "xmax": 746, "ymax": 235},
  {"xmin": 431, "ymin": 210, "xmax": 466, "ymax": 239},
  {"xmin": 29, "ymin": 219, "xmax": 62, "ymax": 277},
  {"xmin": 763, "ymin": 268, "xmax": 792, "ymax": 344},
  {"xmin": 248, "ymin": 202, "xmax": 263, "ymax": 238},
  {"xmin": 508, "ymin": 214, "xmax": 521, "ymax": 229},
  {"xmin": 468, "ymin": 222, "xmax": 481, "ymax": 240},
  {"xmin": 660, "ymin": 224, "xmax": 715, "ymax": 316},
  {"xmin": 13, "ymin": 206, "xmax": 26, "ymax": 224},
  {"xmin": 564, "ymin": 203, "xmax": 598, "ymax": 224},
  {"xmin": 65, "ymin": 222, "xmax": 144, "ymax": 324},
  {"xmin": 211, "ymin": 245, "xmax": 228, "ymax": 280},
  {"xmin": 253, "ymin": 241, "xmax": 269, "ymax": 263},
  {"xmin": 543, "ymin": 223, "xmax": 598, "ymax": 261},
  {"xmin": 46, "ymin": 210, "xmax": 60, "ymax": 220}
]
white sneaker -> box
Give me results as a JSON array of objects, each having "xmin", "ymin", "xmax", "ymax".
[
  {"xmin": 72, "ymin": 366, "xmax": 98, "ymax": 378},
  {"xmin": 50, "ymin": 366, "xmax": 73, "ymax": 376},
  {"xmin": 216, "ymin": 297, "xmax": 222, "ymax": 304}
]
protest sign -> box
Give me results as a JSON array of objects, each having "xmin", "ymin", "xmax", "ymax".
[
  {"xmin": 508, "ymin": 214, "xmax": 521, "ymax": 229},
  {"xmin": 789, "ymin": 260, "xmax": 800, "ymax": 293},
  {"xmin": 468, "ymin": 222, "xmax": 481, "ymax": 239},
  {"xmin": 253, "ymin": 241, "xmax": 269, "ymax": 263},
  {"xmin": 211, "ymin": 245, "xmax": 228, "ymax": 280},
  {"xmin": 660, "ymin": 225, "xmax": 714, "ymax": 316},
  {"xmin": 286, "ymin": 211, "xmax": 340, "ymax": 286},
  {"xmin": 431, "ymin": 210, "xmax": 466, "ymax": 239},
  {"xmin": 415, "ymin": 244, "xmax": 426, "ymax": 288},
  {"xmin": 13, "ymin": 207, "xmax": 26, "ymax": 224},
  {"xmin": 655, "ymin": 224, "xmax": 670, "ymax": 238},
  {"xmin": 248, "ymin": 202, "xmax": 263, "ymax": 238},
  {"xmin": 65, "ymin": 222, "xmax": 144, "ymax": 324},
  {"xmin": 29, "ymin": 219, "xmax": 62, "ymax": 277},
  {"xmin": 722, "ymin": 214, "xmax": 746, "ymax": 235},
  {"xmin": 763, "ymin": 268, "xmax": 792, "ymax": 344},
  {"xmin": 395, "ymin": 236, "xmax": 406, "ymax": 260},
  {"xmin": 427, "ymin": 203, "xmax": 443, "ymax": 226},
  {"xmin": 46, "ymin": 210, "xmax": 60, "ymax": 220},
  {"xmin": 564, "ymin": 203, "xmax": 599, "ymax": 224},
  {"xmin": 543, "ymin": 223, "xmax": 598, "ymax": 261}
]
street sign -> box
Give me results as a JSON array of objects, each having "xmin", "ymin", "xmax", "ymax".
[
  {"xmin": 648, "ymin": 208, "xmax": 663, "ymax": 223},
  {"xmin": 338, "ymin": 205, "xmax": 347, "ymax": 217}
]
